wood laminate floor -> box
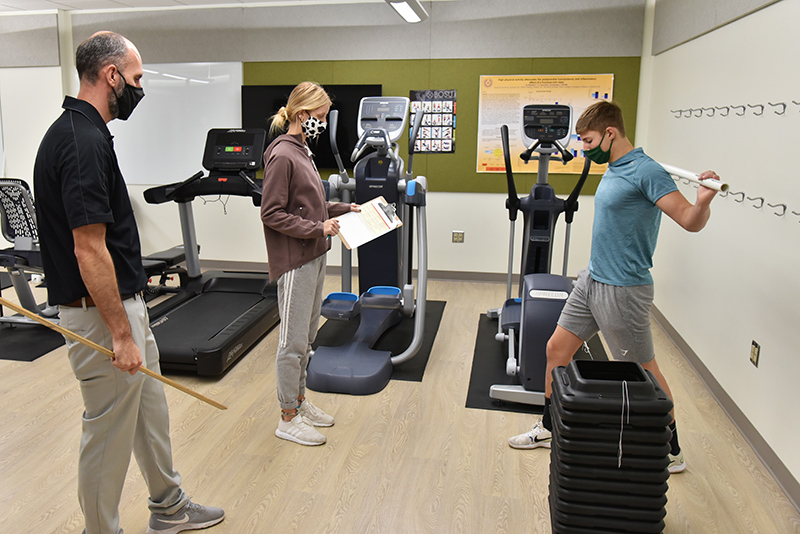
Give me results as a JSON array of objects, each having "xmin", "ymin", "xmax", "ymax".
[{"xmin": 1, "ymin": 278, "xmax": 799, "ymax": 533}]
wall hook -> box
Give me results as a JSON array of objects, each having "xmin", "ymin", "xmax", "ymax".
[
  {"xmin": 768, "ymin": 102, "xmax": 787, "ymax": 115},
  {"xmin": 715, "ymin": 106, "xmax": 730, "ymax": 116},
  {"xmin": 747, "ymin": 196, "xmax": 764, "ymax": 208},
  {"xmin": 767, "ymin": 203, "xmax": 787, "ymax": 216},
  {"xmin": 704, "ymin": 107, "xmax": 715, "ymax": 117},
  {"xmin": 730, "ymin": 191, "xmax": 745, "ymax": 202},
  {"xmin": 792, "ymin": 101, "xmax": 800, "ymax": 108},
  {"xmin": 683, "ymin": 109, "xmax": 693, "ymax": 118},
  {"xmin": 670, "ymin": 109, "xmax": 682, "ymax": 118},
  {"xmin": 732, "ymin": 105, "xmax": 746, "ymax": 116},
  {"xmin": 693, "ymin": 108, "xmax": 704, "ymax": 118},
  {"xmin": 747, "ymin": 104, "xmax": 764, "ymax": 116}
]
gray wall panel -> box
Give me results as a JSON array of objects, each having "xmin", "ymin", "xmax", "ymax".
[
  {"xmin": 66, "ymin": 1, "xmax": 644, "ymax": 63},
  {"xmin": 653, "ymin": 0, "xmax": 779, "ymax": 54},
  {"xmin": 0, "ymin": 14, "xmax": 60, "ymax": 67},
  {"xmin": 241, "ymin": 3, "xmax": 432, "ymax": 62},
  {"xmin": 429, "ymin": 3, "xmax": 645, "ymax": 58},
  {"xmin": 72, "ymin": 9, "xmax": 244, "ymax": 63}
]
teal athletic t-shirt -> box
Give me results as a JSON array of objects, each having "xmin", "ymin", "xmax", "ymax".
[{"xmin": 588, "ymin": 147, "xmax": 678, "ymax": 286}]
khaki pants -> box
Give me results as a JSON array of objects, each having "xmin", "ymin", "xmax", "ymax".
[{"xmin": 60, "ymin": 294, "xmax": 186, "ymax": 534}]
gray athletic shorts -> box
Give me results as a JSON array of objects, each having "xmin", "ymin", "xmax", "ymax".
[{"xmin": 557, "ymin": 268, "xmax": 655, "ymax": 363}]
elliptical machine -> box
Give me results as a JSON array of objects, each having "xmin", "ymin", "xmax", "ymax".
[
  {"xmin": 306, "ymin": 97, "xmax": 428, "ymax": 395},
  {"xmin": 488, "ymin": 104, "xmax": 591, "ymax": 406}
]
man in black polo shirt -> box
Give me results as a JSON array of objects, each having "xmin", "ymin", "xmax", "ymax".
[{"xmin": 33, "ymin": 31, "xmax": 224, "ymax": 534}]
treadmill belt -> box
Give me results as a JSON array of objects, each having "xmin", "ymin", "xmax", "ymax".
[{"xmin": 152, "ymin": 291, "xmax": 263, "ymax": 348}]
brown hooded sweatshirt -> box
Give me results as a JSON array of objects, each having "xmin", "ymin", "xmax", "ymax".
[{"xmin": 260, "ymin": 133, "xmax": 351, "ymax": 282}]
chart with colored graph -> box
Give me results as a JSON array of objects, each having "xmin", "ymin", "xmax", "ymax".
[{"xmin": 476, "ymin": 74, "xmax": 614, "ymax": 174}]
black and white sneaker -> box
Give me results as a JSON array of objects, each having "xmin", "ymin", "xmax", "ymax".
[
  {"xmin": 146, "ymin": 500, "xmax": 225, "ymax": 534},
  {"xmin": 508, "ymin": 420, "xmax": 552, "ymax": 449}
]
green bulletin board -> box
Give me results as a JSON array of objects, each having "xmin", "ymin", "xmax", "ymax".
[{"xmin": 243, "ymin": 57, "xmax": 640, "ymax": 195}]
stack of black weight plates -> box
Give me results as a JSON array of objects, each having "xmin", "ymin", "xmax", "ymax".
[{"xmin": 549, "ymin": 360, "xmax": 674, "ymax": 534}]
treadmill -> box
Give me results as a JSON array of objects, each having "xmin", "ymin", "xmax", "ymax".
[{"xmin": 143, "ymin": 128, "xmax": 279, "ymax": 376}]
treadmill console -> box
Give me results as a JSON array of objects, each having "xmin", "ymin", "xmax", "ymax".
[
  {"xmin": 357, "ymin": 97, "xmax": 410, "ymax": 143},
  {"xmin": 520, "ymin": 104, "xmax": 572, "ymax": 146},
  {"xmin": 203, "ymin": 128, "xmax": 266, "ymax": 172}
]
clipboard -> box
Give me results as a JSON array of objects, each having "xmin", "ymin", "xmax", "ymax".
[{"xmin": 334, "ymin": 196, "xmax": 403, "ymax": 250}]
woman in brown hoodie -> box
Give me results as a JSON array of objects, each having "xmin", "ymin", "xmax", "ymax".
[{"xmin": 260, "ymin": 82, "xmax": 356, "ymax": 446}]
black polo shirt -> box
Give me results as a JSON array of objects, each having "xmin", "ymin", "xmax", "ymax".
[{"xmin": 33, "ymin": 96, "xmax": 147, "ymax": 305}]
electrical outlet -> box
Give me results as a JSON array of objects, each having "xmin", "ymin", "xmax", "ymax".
[
  {"xmin": 750, "ymin": 340, "xmax": 760, "ymax": 368},
  {"xmin": 452, "ymin": 230, "xmax": 465, "ymax": 243}
]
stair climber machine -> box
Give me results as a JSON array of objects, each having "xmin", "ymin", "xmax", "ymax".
[
  {"xmin": 487, "ymin": 104, "xmax": 592, "ymax": 406},
  {"xmin": 143, "ymin": 128, "xmax": 280, "ymax": 376},
  {"xmin": 306, "ymin": 97, "xmax": 429, "ymax": 395}
]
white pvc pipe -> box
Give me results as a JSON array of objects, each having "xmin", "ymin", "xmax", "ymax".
[{"xmin": 659, "ymin": 163, "xmax": 729, "ymax": 192}]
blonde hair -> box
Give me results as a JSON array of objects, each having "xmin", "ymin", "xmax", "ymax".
[
  {"xmin": 575, "ymin": 100, "xmax": 627, "ymax": 138},
  {"xmin": 269, "ymin": 81, "xmax": 332, "ymax": 137}
]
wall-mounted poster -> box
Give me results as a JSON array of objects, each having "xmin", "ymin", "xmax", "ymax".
[
  {"xmin": 409, "ymin": 89, "xmax": 456, "ymax": 154},
  {"xmin": 476, "ymin": 74, "xmax": 614, "ymax": 174}
]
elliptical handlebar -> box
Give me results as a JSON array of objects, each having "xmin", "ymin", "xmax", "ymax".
[
  {"xmin": 520, "ymin": 139, "xmax": 574, "ymax": 165},
  {"xmin": 405, "ymin": 109, "xmax": 424, "ymax": 181},
  {"xmin": 350, "ymin": 128, "xmax": 393, "ymax": 163},
  {"xmin": 328, "ymin": 110, "xmax": 350, "ymax": 184},
  {"xmin": 564, "ymin": 156, "xmax": 592, "ymax": 224},
  {"xmin": 519, "ymin": 139, "xmax": 540, "ymax": 163},
  {"xmin": 554, "ymin": 140, "xmax": 574, "ymax": 163},
  {"xmin": 500, "ymin": 125, "xmax": 521, "ymax": 222}
]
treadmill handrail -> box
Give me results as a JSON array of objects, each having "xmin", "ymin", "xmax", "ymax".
[{"xmin": 144, "ymin": 172, "xmax": 262, "ymax": 205}]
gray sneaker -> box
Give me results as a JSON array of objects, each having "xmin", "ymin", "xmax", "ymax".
[{"xmin": 146, "ymin": 501, "xmax": 225, "ymax": 534}]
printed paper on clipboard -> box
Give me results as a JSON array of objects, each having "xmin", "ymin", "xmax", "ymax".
[{"xmin": 335, "ymin": 196, "xmax": 403, "ymax": 250}]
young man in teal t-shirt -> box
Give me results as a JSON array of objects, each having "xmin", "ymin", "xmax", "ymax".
[{"xmin": 508, "ymin": 100, "xmax": 720, "ymax": 474}]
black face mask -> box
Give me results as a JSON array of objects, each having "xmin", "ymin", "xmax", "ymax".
[{"xmin": 113, "ymin": 70, "xmax": 145, "ymax": 121}]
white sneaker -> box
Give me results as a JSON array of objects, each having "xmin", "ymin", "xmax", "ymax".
[
  {"xmin": 508, "ymin": 420, "xmax": 552, "ymax": 449},
  {"xmin": 298, "ymin": 398, "xmax": 335, "ymax": 427},
  {"xmin": 276, "ymin": 414, "xmax": 326, "ymax": 446},
  {"xmin": 668, "ymin": 451, "xmax": 686, "ymax": 474}
]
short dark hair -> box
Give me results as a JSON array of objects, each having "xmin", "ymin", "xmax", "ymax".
[
  {"xmin": 576, "ymin": 100, "xmax": 626, "ymax": 137},
  {"xmin": 75, "ymin": 32, "xmax": 129, "ymax": 84}
]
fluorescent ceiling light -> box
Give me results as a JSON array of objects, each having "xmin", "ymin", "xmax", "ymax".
[{"xmin": 385, "ymin": 0, "xmax": 428, "ymax": 23}]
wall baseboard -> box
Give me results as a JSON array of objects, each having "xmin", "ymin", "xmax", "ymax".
[{"xmin": 651, "ymin": 305, "xmax": 800, "ymax": 513}]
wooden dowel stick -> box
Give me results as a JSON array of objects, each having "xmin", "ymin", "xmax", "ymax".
[{"xmin": 0, "ymin": 296, "xmax": 227, "ymax": 410}]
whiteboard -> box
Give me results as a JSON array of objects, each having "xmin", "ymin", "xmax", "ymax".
[{"xmin": 109, "ymin": 62, "xmax": 241, "ymax": 185}]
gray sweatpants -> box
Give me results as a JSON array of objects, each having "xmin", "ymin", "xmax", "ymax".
[
  {"xmin": 276, "ymin": 254, "xmax": 326, "ymax": 410},
  {"xmin": 59, "ymin": 294, "xmax": 186, "ymax": 534}
]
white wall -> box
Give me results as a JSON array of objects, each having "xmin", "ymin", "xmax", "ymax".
[
  {"xmin": 130, "ymin": 183, "xmax": 595, "ymax": 280},
  {"xmin": 641, "ymin": 0, "xmax": 800, "ymax": 482},
  {"xmin": 0, "ymin": 67, "xmax": 63, "ymax": 180}
]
